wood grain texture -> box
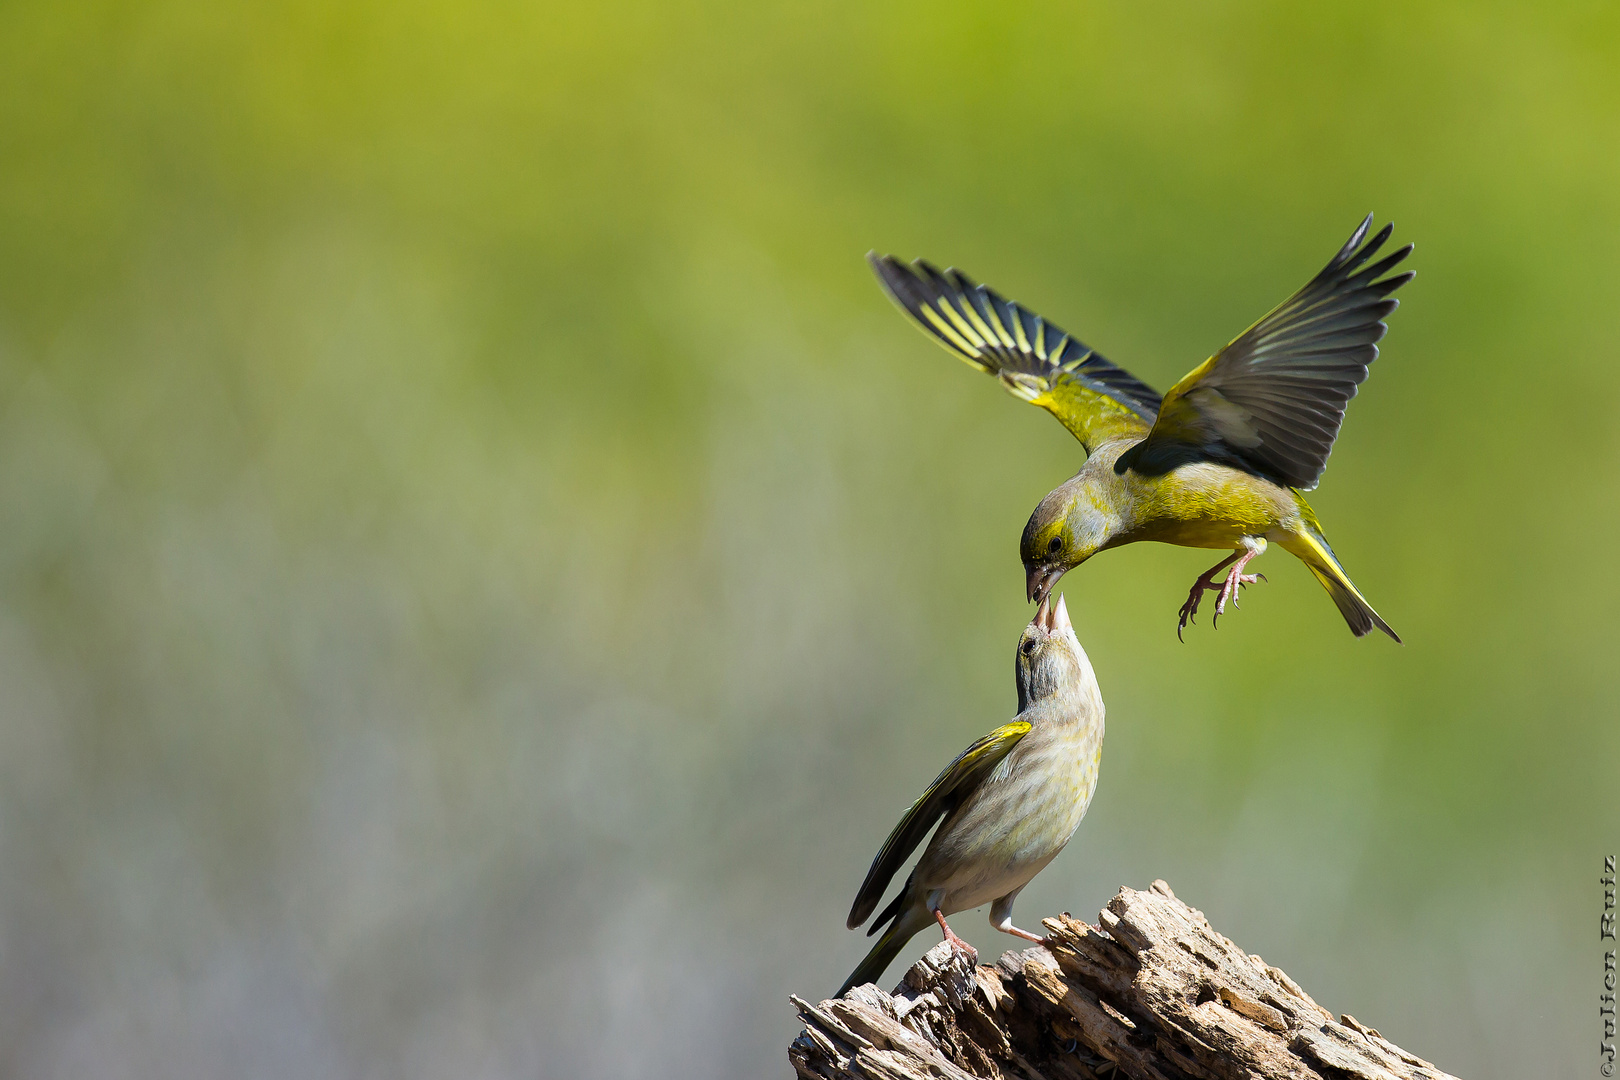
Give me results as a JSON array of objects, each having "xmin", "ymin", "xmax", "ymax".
[{"xmin": 791, "ymin": 881, "xmax": 1460, "ymax": 1080}]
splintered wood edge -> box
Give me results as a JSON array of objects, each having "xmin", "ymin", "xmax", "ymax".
[{"xmin": 791, "ymin": 881, "xmax": 1463, "ymax": 1080}]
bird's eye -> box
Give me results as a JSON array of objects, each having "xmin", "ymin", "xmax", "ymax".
[
  {"xmin": 1021, "ymin": 639, "xmax": 1036, "ymax": 656},
  {"xmin": 1047, "ymin": 535, "xmax": 1062, "ymax": 555}
]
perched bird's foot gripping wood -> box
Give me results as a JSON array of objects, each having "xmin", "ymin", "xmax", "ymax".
[
  {"xmin": 792, "ymin": 881, "xmax": 1462, "ymax": 1080},
  {"xmin": 1177, "ymin": 550, "xmax": 1266, "ymax": 640},
  {"xmin": 997, "ymin": 923, "xmax": 1050, "ymax": 947},
  {"xmin": 933, "ymin": 909, "xmax": 979, "ymax": 965}
]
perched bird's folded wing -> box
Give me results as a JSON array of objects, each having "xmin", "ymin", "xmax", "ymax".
[
  {"xmin": 845, "ymin": 720, "xmax": 1032, "ymax": 930},
  {"xmin": 869, "ymin": 254, "xmax": 1161, "ymax": 455},
  {"xmin": 1124, "ymin": 215, "xmax": 1414, "ymax": 490}
]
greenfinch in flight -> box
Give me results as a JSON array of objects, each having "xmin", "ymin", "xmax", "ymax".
[
  {"xmin": 840, "ymin": 594, "xmax": 1104, "ymax": 996},
  {"xmin": 870, "ymin": 216, "xmax": 1411, "ymax": 640}
]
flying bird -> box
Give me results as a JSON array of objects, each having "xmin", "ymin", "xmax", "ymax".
[
  {"xmin": 870, "ymin": 215, "xmax": 1411, "ymax": 640},
  {"xmin": 840, "ymin": 594, "xmax": 1104, "ymax": 996}
]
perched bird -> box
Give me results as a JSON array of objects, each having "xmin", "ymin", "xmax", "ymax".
[
  {"xmin": 870, "ymin": 215, "xmax": 1412, "ymax": 640},
  {"xmin": 839, "ymin": 594, "xmax": 1104, "ymax": 996}
]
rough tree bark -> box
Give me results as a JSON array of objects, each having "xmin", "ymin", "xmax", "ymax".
[{"xmin": 790, "ymin": 880, "xmax": 1459, "ymax": 1080}]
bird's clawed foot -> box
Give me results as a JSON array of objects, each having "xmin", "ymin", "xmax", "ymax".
[
  {"xmin": 1178, "ymin": 553, "xmax": 1238, "ymax": 640},
  {"xmin": 1001, "ymin": 924, "xmax": 1052, "ymax": 948},
  {"xmin": 1214, "ymin": 559, "xmax": 1266, "ymax": 621},
  {"xmin": 1177, "ymin": 549, "xmax": 1266, "ymax": 640},
  {"xmin": 933, "ymin": 909, "xmax": 978, "ymax": 965}
]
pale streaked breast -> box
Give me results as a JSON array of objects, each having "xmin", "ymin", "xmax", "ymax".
[{"xmin": 915, "ymin": 715, "xmax": 1104, "ymax": 914}]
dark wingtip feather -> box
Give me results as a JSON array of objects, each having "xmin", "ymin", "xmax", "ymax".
[
  {"xmin": 1346, "ymin": 213, "xmax": 1375, "ymax": 253},
  {"xmin": 864, "ymin": 889, "xmax": 905, "ymax": 937},
  {"xmin": 1335, "ymin": 220, "xmax": 1393, "ymax": 278},
  {"xmin": 847, "ymin": 891, "xmax": 873, "ymax": 929},
  {"xmin": 867, "ymin": 253, "xmax": 913, "ymax": 301},
  {"xmin": 847, "ymin": 857, "xmax": 905, "ymax": 929},
  {"xmin": 1355, "ymin": 247, "xmax": 1413, "ymax": 287},
  {"xmin": 848, "ymin": 893, "xmax": 874, "ymax": 932}
]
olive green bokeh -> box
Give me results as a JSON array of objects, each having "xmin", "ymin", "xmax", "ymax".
[{"xmin": 0, "ymin": 1, "xmax": 1614, "ymax": 1077}]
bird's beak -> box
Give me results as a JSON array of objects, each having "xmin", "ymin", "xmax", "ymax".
[
  {"xmin": 1026, "ymin": 563, "xmax": 1063, "ymax": 606},
  {"xmin": 1051, "ymin": 593, "xmax": 1071, "ymax": 635},
  {"xmin": 1032, "ymin": 593, "xmax": 1071, "ymax": 636},
  {"xmin": 1034, "ymin": 594, "xmax": 1052, "ymax": 633}
]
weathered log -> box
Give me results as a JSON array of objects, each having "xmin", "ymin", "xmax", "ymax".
[{"xmin": 790, "ymin": 880, "xmax": 1458, "ymax": 1080}]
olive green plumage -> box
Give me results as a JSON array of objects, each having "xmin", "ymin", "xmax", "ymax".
[
  {"xmin": 870, "ymin": 215, "xmax": 1412, "ymax": 640},
  {"xmin": 839, "ymin": 596, "xmax": 1104, "ymax": 996}
]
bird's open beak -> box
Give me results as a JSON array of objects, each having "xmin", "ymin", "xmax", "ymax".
[
  {"xmin": 1034, "ymin": 593, "xmax": 1071, "ymax": 635},
  {"xmin": 1051, "ymin": 593, "xmax": 1071, "ymax": 635},
  {"xmin": 1026, "ymin": 563, "xmax": 1063, "ymax": 606}
]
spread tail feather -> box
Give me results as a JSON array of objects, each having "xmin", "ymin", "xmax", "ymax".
[
  {"xmin": 1293, "ymin": 529, "xmax": 1400, "ymax": 642},
  {"xmin": 837, "ymin": 904, "xmax": 932, "ymax": 998}
]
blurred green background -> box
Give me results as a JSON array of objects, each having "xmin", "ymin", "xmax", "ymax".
[{"xmin": 0, "ymin": 0, "xmax": 1614, "ymax": 1076}]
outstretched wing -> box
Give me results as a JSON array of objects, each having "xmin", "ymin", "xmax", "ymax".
[
  {"xmin": 869, "ymin": 254, "xmax": 1161, "ymax": 455},
  {"xmin": 1124, "ymin": 215, "xmax": 1414, "ymax": 490},
  {"xmin": 845, "ymin": 720, "xmax": 1032, "ymax": 930}
]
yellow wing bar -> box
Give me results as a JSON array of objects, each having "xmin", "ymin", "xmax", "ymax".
[{"xmin": 870, "ymin": 254, "xmax": 1160, "ymax": 455}]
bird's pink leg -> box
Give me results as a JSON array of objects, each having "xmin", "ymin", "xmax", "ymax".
[
  {"xmin": 1177, "ymin": 552, "xmax": 1240, "ymax": 640},
  {"xmin": 999, "ymin": 924, "xmax": 1050, "ymax": 946},
  {"xmin": 933, "ymin": 909, "xmax": 978, "ymax": 964},
  {"xmin": 1212, "ymin": 550, "xmax": 1267, "ymax": 624}
]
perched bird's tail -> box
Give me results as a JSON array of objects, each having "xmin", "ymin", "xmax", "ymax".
[
  {"xmin": 1287, "ymin": 527, "xmax": 1400, "ymax": 642},
  {"xmin": 837, "ymin": 902, "xmax": 932, "ymax": 998}
]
